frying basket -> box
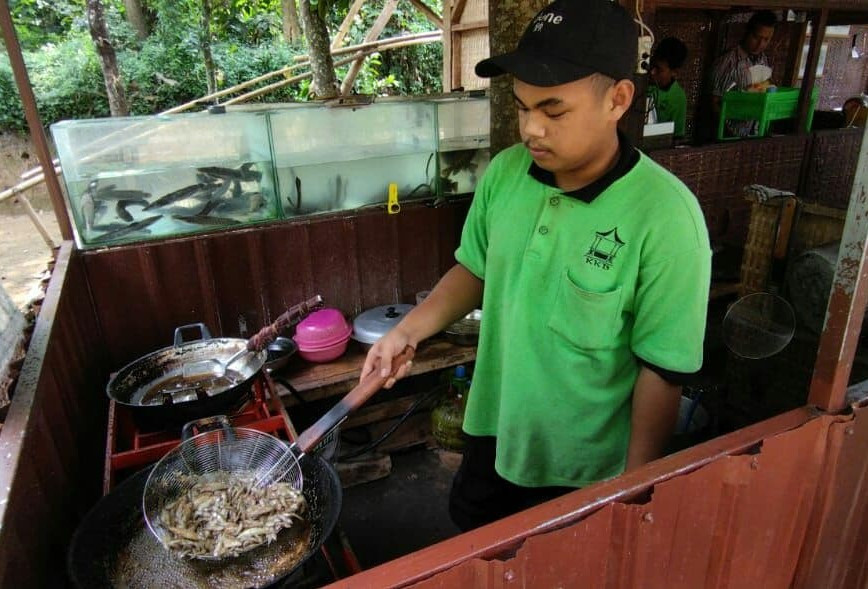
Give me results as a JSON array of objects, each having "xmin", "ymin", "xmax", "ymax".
[{"xmin": 142, "ymin": 419, "xmax": 303, "ymax": 560}]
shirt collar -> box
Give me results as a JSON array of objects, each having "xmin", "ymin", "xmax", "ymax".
[{"xmin": 526, "ymin": 131, "xmax": 640, "ymax": 203}]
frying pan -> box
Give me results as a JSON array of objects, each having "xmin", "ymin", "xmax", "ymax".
[
  {"xmin": 67, "ymin": 455, "xmax": 340, "ymax": 588},
  {"xmin": 107, "ymin": 296, "xmax": 322, "ymax": 428}
]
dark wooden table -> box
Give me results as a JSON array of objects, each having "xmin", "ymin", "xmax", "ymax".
[{"xmin": 272, "ymin": 336, "xmax": 477, "ymax": 404}]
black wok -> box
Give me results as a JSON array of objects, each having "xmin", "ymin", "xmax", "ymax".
[
  {"xmin": 106, "ymin": 323, "xmax": 266, "ymax": 429},
  {"xmin": 107, "ymin": 296, "xmax": 322, "ymax": 428},
  {"xmin": 67, "ymin": 454, "xmax": 342, "ymax": 588}
]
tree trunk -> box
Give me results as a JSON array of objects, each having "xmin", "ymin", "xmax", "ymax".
[
  {"xmin": 86, "ymin": 0, "xmax": 129, "ymax": 116},
  {"xmin": 298, "ymin": 0, "xmax": 339, "ymax": 99},
  {"xmin": 282, "ymin": 0, "xmax": 302, "ymax": 44},
  {"xmin": 123, "ymin": 0, "xmax": 149, "ymax": 40},
  {"xmin": 488, "ymin": 0, "xmax": 546, "ymax": 154},
  {"xmin": 200, "ymin": 0, "xmax": 218, "ymax": 97}
]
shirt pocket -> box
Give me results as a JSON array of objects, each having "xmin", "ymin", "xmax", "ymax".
[{"xmin": 546, "ymin": 268, "xmax": 623, "ymax": 350}]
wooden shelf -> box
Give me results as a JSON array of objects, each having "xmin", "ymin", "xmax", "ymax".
[{"xmin": 272, "ymin": 336, "xmax": 477, "ymax": 404}]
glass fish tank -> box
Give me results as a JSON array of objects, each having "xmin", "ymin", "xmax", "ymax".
[
  {"xmin": 434, "ymin": 95, "xmax": 490, "ymax": 197},
  {"xmin": 51, "ymin": 111, "xmax": 279, "ymax": 249},
  {"xmin": 268, "ymin": 101, "xmax": 438, "ymax": 217}
]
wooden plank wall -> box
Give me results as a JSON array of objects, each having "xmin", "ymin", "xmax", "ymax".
[
  {"xmin": 82, "ymin": 201, "xmax": 469, "ymax": 369},
  {"xmin": 327, "ymin": 404, "xmax": 868, "ymax": 588},
  {"xmin": 0, "ymin": 244, "xmax": 108, "ymax": 587}
]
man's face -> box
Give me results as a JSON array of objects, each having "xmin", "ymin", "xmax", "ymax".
[
  {"xmin": 513, "ymin": 76, "xmax": 613, "ymax": 176},
  {"xmin": 650, "ymin": 59, "xmax": 674, "ymax": 88},
  {"xmin": 743, "ymin": 25, "xmax": 774, "ymax": 56}
]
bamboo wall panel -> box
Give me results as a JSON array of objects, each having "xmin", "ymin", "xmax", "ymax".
[
  {"xmin": 0, "ymin": 244, "xmax": 107, "ymax": 587},
  {"xmin": 394, "ymin": 414, "xmax": 859, "ymax": 589},
  {"xmin": 651, "ymin": 135, "xmax": 807, "ymax": 246},
  {"xmin": 83, "ymin": 202, "xmax": 469, "ymax": 369},
  {"xmin": 809, "ymin": 26, "xmax": 868, "ymax": 111},
  {"xmin": 802, "ymin": 127, "xmax": 864, "ymax": 208}
]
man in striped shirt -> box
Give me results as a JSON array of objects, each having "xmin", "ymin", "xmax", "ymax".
[{"xmin": 711, "ymin": 11, "xmax": 777, "ymax": 138}]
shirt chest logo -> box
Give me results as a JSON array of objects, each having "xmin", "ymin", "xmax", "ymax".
[{"xmin": 585, "ymin": 228, "xmax": 625, "ymax": 270}]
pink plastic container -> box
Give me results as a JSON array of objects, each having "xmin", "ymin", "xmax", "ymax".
[
  {"xmin": 297, "ymin": 339, "xmax": 351, "ymax": 363},
  {"xmin": 294, "ymin": 308, "xmax": 352, "ymax": 363}
]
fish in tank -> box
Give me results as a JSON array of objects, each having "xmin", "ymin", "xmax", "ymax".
[
  {"xmin": 438, "ymin": 148, "xmax": 491, "ymax": 196},
  {"xmin": 71, "ymin": 161, "xmax": 278, "ymax": 246},
  {"xmin": 277, "ymin": 151, "xmax": 437, "ymax": 217}
]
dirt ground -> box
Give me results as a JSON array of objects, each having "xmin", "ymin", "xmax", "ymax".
[{"xmin": 0, "ymin": 131, "xmax": 62, "ymax": 311}]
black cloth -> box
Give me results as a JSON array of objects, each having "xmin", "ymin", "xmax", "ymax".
[{"xmin": 449, "ymin": 435, "xmax": 575, "ymax": 532}]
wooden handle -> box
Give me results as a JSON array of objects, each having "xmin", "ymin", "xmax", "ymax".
[
  {"xmin": 247, "ymin": 295, "xmax": 323, "ymax": 351},
  {"xmin": 295, "ymin": 346, "xmax": 415, "ymax": 453}
]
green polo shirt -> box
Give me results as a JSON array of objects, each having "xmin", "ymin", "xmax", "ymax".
[
  {"xmin": 649, "ymin": 80, "xmax": 687, "ymax": 137},
  {"xmin": 455, "ymin": 141, "xmax": 711, "ymax": 488}
]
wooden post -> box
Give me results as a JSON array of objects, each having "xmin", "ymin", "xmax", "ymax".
[
  {"xmin": 0, "ymin": 0, "xmax": 73, "ymax": 241},
  {"xmin": 442, "ymin": 0, "xmax": 453, "ymax": 92},
  {"xmin": 808, "ymin": 122, "xmax": 868, "ymax": 413},
  {"xmin": 797, "ymin": 9, "xmax": 827, "ymax": 135}
]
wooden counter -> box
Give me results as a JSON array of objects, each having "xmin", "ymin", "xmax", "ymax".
[{"xmin": 272, "ymin": 336, "xmax": 477, "ymax": 404}]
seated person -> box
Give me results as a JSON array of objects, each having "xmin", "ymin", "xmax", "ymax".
[
  {"xmin": 710, "ymin": 10, "xmax": 778, "ymax": 137},
  {"xmin": 649, "ymin": 37, "xmax": 688, "ymax": 137}
]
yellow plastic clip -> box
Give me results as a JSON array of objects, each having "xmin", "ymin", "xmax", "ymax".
[{"xmin": 387, "ymin": 183, "xmax": 400, "ymax": 214}]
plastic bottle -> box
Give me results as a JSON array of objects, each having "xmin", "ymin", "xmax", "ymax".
[{"xmin": 431, "ymin": 365, "xmax": 471, "ymax": 451}]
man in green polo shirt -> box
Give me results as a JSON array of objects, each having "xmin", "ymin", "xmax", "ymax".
[{"xmin": 361, "ymin": 0, "xmax": 711, "ymax": 531}]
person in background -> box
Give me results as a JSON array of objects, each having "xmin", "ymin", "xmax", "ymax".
[
  {"xmin": 843, "ymin": 95, "xmax": 868, "ymax": 128},
  {"xmin": 710, "ymin": 10, "xmax": 778, "ymax": 137},
  {"xmin": 649, "ymin": 37, "xmax": 689, "ymax": 137},
  {"xmin": 361, "ymin": 0, "xmax": 711, "ymax": 531}
]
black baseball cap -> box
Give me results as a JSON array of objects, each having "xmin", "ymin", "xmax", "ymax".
[{"xmin": 475, "ymin": 0, "xmax": 638, "ymax": 86}]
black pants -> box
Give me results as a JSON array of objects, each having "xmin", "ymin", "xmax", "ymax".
[{"xmin": 448, "ymin": 435, "xmax": 575, "ymax": 532}]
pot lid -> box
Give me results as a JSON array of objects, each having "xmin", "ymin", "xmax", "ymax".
[{"xmin": 352, "ymin": 304, "xmax": 415, "ymax": 344}]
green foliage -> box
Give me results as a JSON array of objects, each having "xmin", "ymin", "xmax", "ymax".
[
  {"xmin": 0, "ymin": 60, "xmax": 26, "ymax": 130},
  {"xmin": 9, "ymin": 0, "xmax": 85, "ymax": 50},
  {"xmin": 336, "ymin": 0, "xmax": 442, "ymax": 96},
  {"xmin": 1, "ymin": 0, "xmax": 444, "ymax": 131}
]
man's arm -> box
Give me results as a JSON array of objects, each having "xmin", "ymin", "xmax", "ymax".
[
  {"xmin": 360, "ymin": 264, "xmax": 483, "ymax": 382},
  {"xmin": 396, "ymin": 263, "xmax": 483, "ymax": 345},
  {"xmin": 624, "ymin": 366, "xmax": 682, "ymax": 471}
]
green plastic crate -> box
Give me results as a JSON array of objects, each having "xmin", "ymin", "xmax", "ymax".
[{"xmin": 717, "ymin": 87, "xmax": 818, "ymax": 140}]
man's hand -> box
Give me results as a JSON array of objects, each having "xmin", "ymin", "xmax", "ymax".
[
  {"xmin": 360, "ymin": 327, "xmax": 416, "ymax": 389},
  {"xmin": 358, "ymin": 263, "xmax": 483, "ymax": 389}
]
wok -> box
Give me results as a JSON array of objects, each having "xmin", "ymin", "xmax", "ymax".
[
  {"xmin": 107, "ymin": 323, "xmax": 266, "ymax": 429},
  {"xmin": 67, "ymin": 454, "xmax": 341, "ymax": 588},
  {"xmin": 107, "ymin": 295, "xmax": 322, "ymax": 428}
]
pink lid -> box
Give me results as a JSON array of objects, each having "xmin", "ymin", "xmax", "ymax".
[{"xmin": 294, "ymin": 308, "xmax": 352, "ymax": 349}]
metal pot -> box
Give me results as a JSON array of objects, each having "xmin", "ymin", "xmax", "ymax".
[
  {"xmin": 443, "ymin": 309, "xmax": 482, "ymax": 346},
  {"xmin": 106, "ymin": 323, "xmax": 266, "ymax": 428},
  {"xmin": 352, "ymin": 304, "xmax": 415, "ymax": 350},
  {"xmin": 67, "ymin": 453, "xmax": 342, "ymax": 588}
]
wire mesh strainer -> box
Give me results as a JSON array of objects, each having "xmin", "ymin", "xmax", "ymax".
[{"xmin": 142, "ymin": 417, "xmax": 304, "ymax": 560}]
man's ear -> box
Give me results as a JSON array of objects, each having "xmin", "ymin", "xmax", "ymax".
[{"xmin": 609, "ymin": 79, "xmax": 636, "ymax": 121}]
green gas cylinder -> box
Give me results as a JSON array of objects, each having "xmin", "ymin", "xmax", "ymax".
[{"xmin": 431, "ymin": 365, "xmax": 470, "ymax": 452}]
